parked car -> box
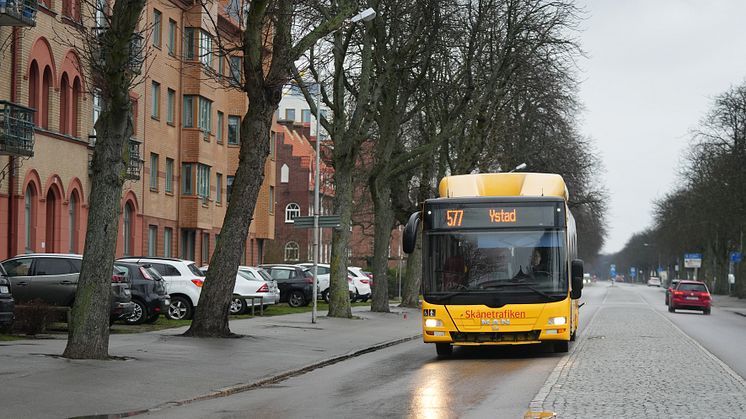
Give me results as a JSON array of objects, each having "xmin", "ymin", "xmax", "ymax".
[
  {"xmin": 0, "ymin": 253, "xmax": 134, "ymax": 323},
  {"xmin": 259, "ymin": 264, "xmax": 315, "ymax": 307},
  {"xmin": 668, "ymin": 280, "xmax": 711, "ymax": 315},
  {"xmin": 0, "ymin": 265, "xmax": 14, "ymax": 331},
  {"xmin": 200, "ymin": 265, "xmax": 281, "ymax": 314},
  {"xmin": 647, "ymin": 277, "xmax": 661, "ymax": 287},
  {"xmin": 298, "ymin": 263, "xmax": 371, "ymax": 302},
  {"xmin": 113, "ymin": 262, "xmax": 171, "ymax": 324},
  {"xmin": 665, "ymin": 279, "xmax": 681, "ymax": 305},
  {"xmin": 118, "ymin": 257, "xmax": 205, "ymax": 320}
]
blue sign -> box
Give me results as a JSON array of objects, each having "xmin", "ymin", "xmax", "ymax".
[
  {"xmin": 630, "ymin": 267, "xmax": 637, "ymax": 278},
  {"xmin": 684, "ymin": 253, "xmax": 703, "ymax": 260},
  {"xmin": 731, "ymin": 252, "xmax": 743, "ymax": 263},
  {"xmin": 610, "ymin": 264, "xmax": 616, "ymax": 278}
]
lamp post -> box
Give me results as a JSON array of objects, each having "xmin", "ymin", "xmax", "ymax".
[{"xmin": 311, "ymin": 7, "xmax": 376, "ymax": 324}]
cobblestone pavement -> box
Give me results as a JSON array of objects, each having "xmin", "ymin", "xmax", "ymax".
[{"xmin": 529, "ymin": 286, "xmax": 746, "ymax": 418}]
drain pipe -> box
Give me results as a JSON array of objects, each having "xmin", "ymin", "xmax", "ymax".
[{"xmin": 7, "ymin": 27, "xmax": 20, "ymax": 258}]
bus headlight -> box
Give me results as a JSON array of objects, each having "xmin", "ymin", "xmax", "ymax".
[
  {"xmin": 547, "ymin": 316, "xmax": 566, "ymax": 325},
  {"xmin": 425, "ymin": 319, "xmax": 443, "ymax": 328}
]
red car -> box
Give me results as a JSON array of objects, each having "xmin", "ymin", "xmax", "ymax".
[{"xmin": 668, "ymin": 280, "xmax": 711, "ymax": 315}]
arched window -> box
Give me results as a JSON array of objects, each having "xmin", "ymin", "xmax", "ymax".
[
  {"xmin": 123, "ymin": 202, "xmax": 134, "ymax": 256},
  {"xmin": 280, "ymin": 163, "xmax": 289, "ymax": 183},
  {"xmin": 285, "ymin": 203, "xmax": 300, "ymax": 223},
  {"xmin": 72, "ymin": 77, "xmax": 81, "ymax": 137},
  {"xmin": 29, "ymin": 61, "xmax": 39, "ymax": 124},
  {"xmin": 284, "ymin": 242, "xmax": 299, "ymax": 262},
  {"xmin": 42, "ymin": 66, "xmax": 52, "ymax": 129},
  {"xmin": 68, "ymin": 191, "xmax": 79, "ymax": 253},
  {"xmin": 59, "ymin": 73, "xmax": 70, "ymax": 135},
  {"xmin": 24, "ymin": 184, "xmax": 36, "ymax": 253}
]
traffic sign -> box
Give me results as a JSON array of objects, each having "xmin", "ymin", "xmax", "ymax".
[
  {"xmin": 730, "ymin": 251, "xmax": 743, "ymax": 264},
  {"xmin": 630, "ymin": 267, "xmax": 636, "ymax": 278},
  {"xmin": 610, "ymin": 264, "xmax": 616, "ymax": 278},
  {"xmin": 292, "ymin": 215, "xmax": 341, "ymax": 229},
  {"xmin": 684, "ymin": 253, "xmax": 702, "ymax": 269}
]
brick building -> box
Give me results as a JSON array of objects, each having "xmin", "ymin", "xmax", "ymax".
[{"xmin": 0, "ymin": 0, "xmax": 274, "ymax": 264}]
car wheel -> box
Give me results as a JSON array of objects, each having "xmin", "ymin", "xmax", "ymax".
[
  {"xmin": 350, "ymin": 292, "xmax": 358, "ymax": 303},
  {"xmin": 665, "ymin": 294, "xmax": 669, "ymax": 305},
  {"xmin": 125, "ymin": 299, "xmax": 147, "ymax": 325},
  {"xmin": 703, "ymin": 308, "xmax": 711, "ymax": 315},
  {"xmin": 668, "ymin": 304, "xmax": 675, "ymax": 313},
  {"xmin": 229, "ymin": 297, "xmax": 247, "ymax": 315},
  {"xmin": 436, "ymin": 343, "xmax": 452, "ymax": 358},
  {"xmin": 322, "ymin": 290, "xmax": 330, "ymax": 304},
  {"xmin": 167, "ymin": 296, "xmax": 193, "ymax": 320},
  {"xmin": 554, "ymin": 340, "xmax": 569, "ymax": 353},
  {"xmin": 361, "ymin": 296, "xmax": 369, "ymax": 303},
  {"xmin": 288, "ymin": 291, "xmax": 306, "ymax": 308}
]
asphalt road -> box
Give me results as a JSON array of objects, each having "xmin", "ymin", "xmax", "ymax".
[{"xmin": 147, "ymin": 286, "xmax": 608, "ymax": 418}]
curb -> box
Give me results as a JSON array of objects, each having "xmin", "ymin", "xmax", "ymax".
[{"xmin": 83, "ymin": 334, "xmax": 422, "ymax": 418}]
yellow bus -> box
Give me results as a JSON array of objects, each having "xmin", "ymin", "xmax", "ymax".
[{"xmin": 402, "ymin": 173, "xmax": 584, "ymax": 356}]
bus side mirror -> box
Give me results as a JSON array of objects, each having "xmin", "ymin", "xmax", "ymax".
[
  {"xmin": 402, "ymin": 211, "xmax": 421, "ymax": 254},
  {"xmin": 571, "ymin": 259, "xmax": 584, "ymax": 299}
]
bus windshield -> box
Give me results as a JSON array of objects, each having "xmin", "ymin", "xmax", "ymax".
[{"xmin": 424, "ymin": 229, "xmax": 568, "ymax": 305}]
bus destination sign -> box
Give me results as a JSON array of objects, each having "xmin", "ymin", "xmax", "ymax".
[{"xmin": 431, "ymin": 204, "xmax": 561, "ymax": 229}]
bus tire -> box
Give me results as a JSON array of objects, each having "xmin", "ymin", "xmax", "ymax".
[
  {"xmin": 436, "ymin": 343, "xmax": 452, "ymax": 358},
  {"xmin": 554, "ymin": 340, "xmax": 569, "ymax": 353}
]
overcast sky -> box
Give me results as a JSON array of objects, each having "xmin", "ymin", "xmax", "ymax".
[{"xmin": 576, "ymin": 0, "xmax": 746, "ymax": 253}]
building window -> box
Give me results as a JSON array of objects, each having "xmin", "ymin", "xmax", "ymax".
[
  {"xmin": 285, "ymin": 203, "xmax": 300, "ymax": 223},
  {"xmin": 153, "ymin": 9, "xmax": 162, "ymax": 48},
  {"xmin": 197, "ymin": 164, "xmax": 210, "ymax": 199},
  {"xmin": 280, "ymin": 163, "xmax": 289, "ymax": 183},
  {"xmin": 269, "ymin": 186, "xmax": 274, "ymax": 215},
  {"xmin": 198, "ymin": 97, "xmax": 212, "ymax": 134},
  {"xmin": 24, "ymin": 184, "xmax": 36, "ymax": 252},
  {"xmin": 68, "ymin": 192, "xmax": 79, "ymax": 253},
  {"xmin": 218, "ymin": 55, "xmax": 225, "ymax": 78},
  {"xmin": 149, "ymin": 153, "xmax": 159, "ymax": 191},
  {"xmin": 228, "ymin": 115, "xmax": 240, "ymax": 144},
  {"xmin": 168, "ymin": 18, "xmax": 176, "ymax": 55},
  {"xmin": 182, "ymin": 163, "xmax": 193, "ymax": 195},
  {"xmin": 230, "ymin": 56, "xmax": 241, "ymax": 86},
  {"xmin": 284, "ymin": 242, "xmax": 300, "ymax": 262},
  {"xmin": 227, "ymin": 176, "xmax": 234, "ymax": 202},
  {"xmin": 199, "ymin": 30, "xmax": 213, "ymax": 68},
  {"xmin": 180, "ymin": 229, "xmax": 196, "ymax": 261},
  {"xmin": 92, "ymin": 91, "xmax": 102, "ymax": 135},
  {"xmin": 59, "ymin": 74, "xmax": 70, "ymax": 135},
  {"xmin": 217, "ymin": 111, "xmax": 224, "ymax": 143},
  {"xmin": 301, "ymin": 109, "xmax": 311, "ymax": 123},
  {"xmin": 123, "ymin": 202, "xmax": 134, "ymax": 257},
  {"xmin": 164, "ymin": 227, "xmax": 173, "ymax": 257},
  {"xmin": 216, "ymin": 173, "xmax": 222, "ymax": 204},
  {"xmin": 270, "ymin": 131, "xmax": 276, "ymax": 159},
  {"xmin": 148, "ymin": 225, "xmax": 157, "ymax": 256},
  {"xmin": 42, "ymin": 67, "xmax": 52, "ymax": 129},
  {"xmin": 201, "ymin": 232, "xmax": 210, "ymax": 264},
  {"xmin": 62, "ymin": 0, "xmax": 81, "ymax": 21},
  {"xmin": 183, "ymin": 96, "xmax": 194, "ymax": 127},
  {"xmin": 166, "ymin": 88, "xmax": 175, "ymax": 124},
  {"xmin": 184, "ymin": 27, "xmax": 195, "ymax": 60},
  {"xmin": 165, "ymin": 158, "xmax": 174, "ymax": 193},
  {"xmin": 285, "ymin": 109, "xmax": 295, "ymax": 121},
  {"xmin": 151, "ymin": 81, "xmax": 160, "ymax": 119}
]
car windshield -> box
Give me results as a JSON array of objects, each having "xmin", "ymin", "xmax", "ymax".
[{"xmin": 424, "ymin": 229, "xmax": 567, "ymax": 305}]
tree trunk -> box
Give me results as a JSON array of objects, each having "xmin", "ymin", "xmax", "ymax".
[
  {"xmin": 328, "ymin": 153, "xmax": 353, "ymax": 318},
  {"xmin": 63, "ymin": 101, "xmax": 130, "ymax": 359},
  {"xmin": 369, "ymin": 174, "xmax": 393, "ymax": 313},
  {"xmin": 185, "ymin": 94, "xmax": 274, "ymax": 337},
  {"xmin": 400, "ymin": 231, "xmax": 422, "ymax": 308}
]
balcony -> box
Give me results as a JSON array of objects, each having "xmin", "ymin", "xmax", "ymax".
[
  {"xmin": 92, "ymin": 27, "xmax": 145, "ymax": 75},
  {"xmin": 0, "ymin": 100, "xmax": 35, "ymax": 157},
  {"xmin": 87, "ymin": 136, "xmax": 144, "ymax": 180},
  {"xmin": 0, "ymin": 0, "xmax": 37, "ymax": 27}
]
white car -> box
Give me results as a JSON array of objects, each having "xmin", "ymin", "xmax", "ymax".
[
  {"xmin": 118, "ymin": 257, "xmax": 205, "ymax": 320},
  {"xmin": 647, "ymin": 277, "xmax": 662, "ymax": 287},
  {"xmin": 201, "ymin": 265, "xmax": 281, "ymax": 314},
  {"xmin": 298, "ymin": 263, "xmax": 371, "ymax": 302}
]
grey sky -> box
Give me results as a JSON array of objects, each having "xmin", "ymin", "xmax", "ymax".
[{"xmin": 576, "ymin": 0, "xmax": 746, "ymax": 253}]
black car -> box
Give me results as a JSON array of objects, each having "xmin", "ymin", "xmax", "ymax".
[
  {"xmin": 259, "ymin": 264, "xmax": 315, "ymax": 307},
  {"xmin": 1, "ymin": 253, "xmax": 134, "ymax": 323},
  {"xmin": 0, "ymin": 265, "xmax": 14, "ymax": 332},
  {"xmin": 113, "ymin": 262, "xmax": 171, "ymax": 324}
]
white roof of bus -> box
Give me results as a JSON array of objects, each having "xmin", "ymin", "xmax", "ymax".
[{"xmin": 438, "ymin": 173, "xmax": 569, "ymax": 200}]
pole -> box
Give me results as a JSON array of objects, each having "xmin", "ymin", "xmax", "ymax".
[{"xmin": 311, "ymin": 77, "xmax": 321, "ymax": 324}]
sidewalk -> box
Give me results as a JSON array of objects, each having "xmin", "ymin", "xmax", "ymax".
[
  {"xmin": 711, "ymin": 293, "xmax": 746, "ymax": 316},
  {"xmin": 0, "ymin": 306, "xmax": 422, "ymax": 419}
]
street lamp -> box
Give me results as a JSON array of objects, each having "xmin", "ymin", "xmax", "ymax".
[{"xmin": 311, "ymin": 7, "xmax": 376, "ymax": 324}]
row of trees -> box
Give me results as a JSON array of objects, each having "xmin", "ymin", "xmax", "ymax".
[
  {"xmin": 606, "ymin": 81, "xmax": 746, "ymax": 296},
  {"xmin": 64, "ymin": 0, "xmax": 607, "ymax": 359}
]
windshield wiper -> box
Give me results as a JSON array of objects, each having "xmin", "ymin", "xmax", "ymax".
[
  {"xmin": 429, "ymin": 290, "xmax": 491, "ymax": 302},
  {"xmin": 480, "ymin": 282, "xmax": 553, "ymax": 299}
]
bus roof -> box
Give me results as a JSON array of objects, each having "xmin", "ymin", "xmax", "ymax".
[{"xmin": 438, "ymin": 173, "xmax": 569, "ymax": 200}]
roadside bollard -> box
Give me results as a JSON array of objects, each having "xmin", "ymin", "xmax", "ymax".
[{"xmin": 403, "ymin": 312, "xmax": 408, "ymax": 320}]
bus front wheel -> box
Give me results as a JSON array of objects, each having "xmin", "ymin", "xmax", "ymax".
[
  {"xmin": 436, "ymin": 343, "xmax": 453, "ymax": 358},
  {"xmin": 554, "ymin": 340, "xmax": 569, "ymax": 353}
]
